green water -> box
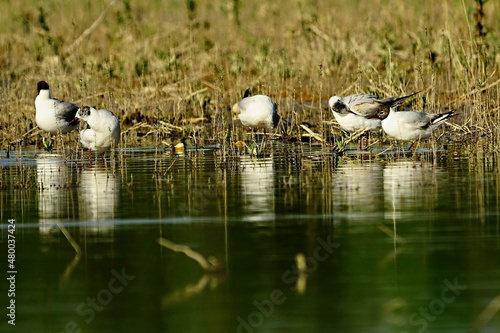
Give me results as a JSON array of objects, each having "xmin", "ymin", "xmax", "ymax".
[{"xmin": 1, "ymin": 145, "xmax": 499, "ymax": 333}]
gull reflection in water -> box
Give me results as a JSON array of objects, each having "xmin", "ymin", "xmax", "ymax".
[
  {"xmin": 332, "ymin": 160, "xmax": 384, "ymax": 219},
  {"xmin": 382, "ymin": 160, "xmax": 443, "ymax": 277},
  {"xmin": 383, "ymin": 161, "xmax": 442, "ymax": 219},
  {"xmin": 78, "ymin": 166, "xmax": 121, "ymax": 241},
  {"xmin": 37, "ymin": 155, "xmax": 77, "ymax": 238},
  {"xmin": 37, "ymin": 155, "xmax": 82, "ymax": 280},
  {"xmin": 239, "ymin": 156, "xmax": 275, "ymax": 222}
]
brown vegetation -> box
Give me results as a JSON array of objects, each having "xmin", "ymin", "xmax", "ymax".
[{"xmin": 0, "ymin": 0, "xmax": 498, "ymax": 152}]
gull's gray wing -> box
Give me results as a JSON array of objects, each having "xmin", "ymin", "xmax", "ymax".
[
  {"xmin": 343, "ymin": 94, "xmax": 383, "ymax": 118},
  {"xmin": 346, "ymin": 92, "xmax": 421, "ymax": 119},
  {"xmin": 343, "ymin": 94, "xmax": 379, "ymax": 108},
  {"xmin": 54, "ymin": 100, "xmax": 79, "ymax": 123},
  {"xmin": 398, "ymin": 111, "xmax": 432, "ymax": 130}
]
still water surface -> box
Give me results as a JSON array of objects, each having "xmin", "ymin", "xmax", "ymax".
[{"xmin": 1, "ymin": 145, "xmax": 499, "ymax": 333}]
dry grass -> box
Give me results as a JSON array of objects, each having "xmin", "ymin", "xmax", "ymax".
[{"xmin": 0, "ymin": 0, "xmax": 499, "ymax": 152}]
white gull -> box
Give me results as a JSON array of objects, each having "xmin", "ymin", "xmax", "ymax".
[
  {"xmin": 71, "ymin": 106, "xmax": 121, "ymax": 158},
  {"xmin": 381, "ymin": 107, "xmax": 455, "ymax": 141},
  {"xmin": 234, "ymin": 89, "xmax": 280, "ymax": 131},
  {"xmin": 328, "ymin": 92, "xmax": 419, "ymax": 132}
]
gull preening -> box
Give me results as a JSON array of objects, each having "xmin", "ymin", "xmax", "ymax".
[
  {"xmin": 71, "ymin": 106, "xmax": 121, "ymax": 158},
  {"xmin": 34, "ymin": 81, "xmax": 79, "ymax": 134},
  {"xmin": 328, "ymin": 92, "xmax": 420, "ymax": 132},
  {"xmin": 381, "ymin": 107, "xmax": 455, "ymax": 141},
  {"xmin": 233, "ymin": 89, "xmax": 280, "ymax": 131}
]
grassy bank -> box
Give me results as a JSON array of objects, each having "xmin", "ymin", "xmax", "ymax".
[{"xmin": 0, "ymin": 0, "xmax": 498, "ymax": 152}]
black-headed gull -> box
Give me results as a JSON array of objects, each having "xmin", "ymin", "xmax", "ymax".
[
  {"xmin": 71, "ymin": 106, "xmax": 121, "ymax": 158},
  {"xmin": 381, "ymin": 107, "xmax": 455, "ymax": 141},
  {"xmin": 35, "ymin": 81, "xmax": 79, "ymax": 134},
  {"xmin": 328, "ymin": 92, "xmax": 419, "ymax": 132},
  {"xmin": 234, "ymin": 89, "xmax": 280, "ymax": 131}
]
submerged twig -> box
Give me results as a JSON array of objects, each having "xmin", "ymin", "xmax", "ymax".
[
  {"xmin": 473, "ymin": 294, "xmax": 500, "ymax": 331},
  {"xmin": 57, "ymin": 222, "xmax": 82, "ymax": 255},
  {"xmin": 61, "ymin": 253, "xmax": 82, "ymax": 282},
  {"xmin": 161, "ymin": 274, "xmax": 222, "ymax": 307},
  {"xmin": 295, "ymin": 253, "xmax": 307, "ymax": 294},
  {"xmin": 158, "ymin": 237, "xmax": 223, "ymax": 272}
]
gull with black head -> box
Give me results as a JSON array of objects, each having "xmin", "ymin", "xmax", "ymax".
[
  {"xmin": 34, "ymin": 80, "xmax": 79, "ymax": 134},
  {"xmin": 380, "ymin": 107, "xmax": 455, "ymax": 149},
  {"xmin": 328, "ymin": 91, "xmax": 420, "ymax": 132},
  {"xmin": 328, "ymin": 91, "xmax": 420, "ymax": 149}
]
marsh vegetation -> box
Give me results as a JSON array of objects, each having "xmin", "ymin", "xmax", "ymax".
[
  {"xmin": 0, "ymin": 0, "xmax": 498, "ymax": 155},
  {"xmin": 2, "ymin": 2, "xmax": 500, "ymax": 332}
]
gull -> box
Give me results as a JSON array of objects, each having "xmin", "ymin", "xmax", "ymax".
[
  {"xmin": 328, "ymin": 91, "xmax": 420, "ymax": 132},
  {"xmin": 70, "ymin": 106, "xmax": 121, "ymax": 159},
  {"xmin": 233, "ymin": 89, "xmax": 280, "ymax": 131},
  {"xmin": 381, "ymin": 107, "xmax": 455, "ymax": 144},
  {"xmin": 34, "ymin": 81, "xmax": 79, "ymax": 134},
  {"xmin": 79, "ymin": 166, "xmax": 121, "ymax": 235}
]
